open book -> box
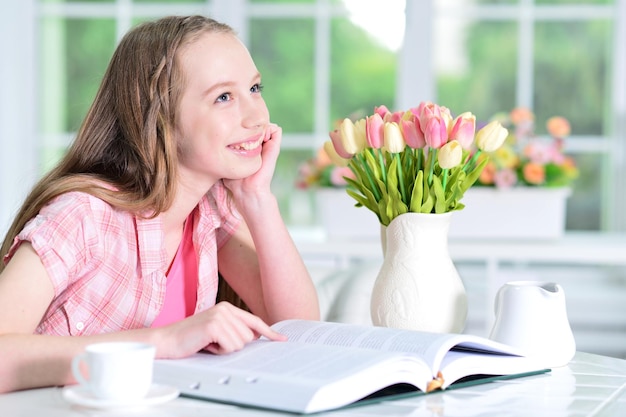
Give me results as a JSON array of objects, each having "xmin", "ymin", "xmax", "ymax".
[{"xmin": 153, "ymin": 320, "xmax": 548, "ymax": 414}]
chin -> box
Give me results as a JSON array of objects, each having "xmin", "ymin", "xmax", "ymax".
[{"xmin": 228, "ymin": 161, "xmax": 263, "ymax": 180}]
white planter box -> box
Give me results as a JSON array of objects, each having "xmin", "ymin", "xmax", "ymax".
[
  {"xmin": 315, "ymin": 189, "xmax": 380, "ymax": 239},
  {"xmin": 316, "ymin": 187, "xmax": 570, "ymax": 241},
  {"xmin": 449, "ymin": 187, "xmax": 571, "ymax": 240}
]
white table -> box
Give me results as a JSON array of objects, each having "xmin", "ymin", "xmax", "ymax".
[{"xmin": 1, "ymin": 352, "xmax": 625, "ymax": 416}]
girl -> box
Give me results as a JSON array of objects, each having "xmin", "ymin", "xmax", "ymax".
[{"xmin": 0, "ymin": 15, "xmax": 319, "ymax": 393}]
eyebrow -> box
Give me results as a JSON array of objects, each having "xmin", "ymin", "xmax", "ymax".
[{"xmin": 203, "ymin": 72, "xmax": 262, "ymax": 97}]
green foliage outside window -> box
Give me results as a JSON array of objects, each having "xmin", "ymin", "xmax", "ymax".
[{"xmin": 37, "ymin": 0, "xmax": 615, "ymax": 230}]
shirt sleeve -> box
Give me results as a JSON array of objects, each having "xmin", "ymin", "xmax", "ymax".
[{"xmin": 5, "ymin": 192, "xmax": 101, "ymax": 297}]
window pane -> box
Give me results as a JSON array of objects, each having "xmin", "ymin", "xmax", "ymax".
[
  {"xmin": 533, "ymin": 20, "xmax": 611, "ymax": 232},
  {"xmin": 567, "ymin": 154, "xmax": 602, "ymax": 230},
  {"xmin": 330, "ymin": 17, "xmax": 397, "ymax": 122},
  {"xmin": 436, "ymin": 19, "xmax": 518, "ymax": 119},
  {"xmin": 274, "ymin": 150, "xmax": 316, "ymax": 226},
  {"xmin": 249, "ymin": 18, "xmax": 315, "ymax": 133},
  {"xmin": 39, "ymin": 17, "xmax": 116, "ymax": 134},
  {"xmin": 39, "ymin": 17, "xmax": 116, "ymax": 170},
  {"xmin": 533, "ymin": 20, "xmax": 611, "ymax": 136}
]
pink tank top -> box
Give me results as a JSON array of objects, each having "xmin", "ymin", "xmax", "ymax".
[{"xmin": 151, "ymin": 213, "xmax": 198, "ymax": 327}]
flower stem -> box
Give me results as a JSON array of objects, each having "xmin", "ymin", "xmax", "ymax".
[
  {"xmin": 358, "ymin": 152, "xmax": 381, "ymax": 201},
  {"xmin": 417, "ymin": 148, "xmax": 423, "ymax": 172},
  {"xmin": 396, "ymin": 153, "xmax": 407, "ymax": 204},
  {"xmin": 464, "ymin": 150, "xmax": 482, "ymax": 172},
  {"xmin": 428, "ymin": 149, "xmax": 437, "ymax": 186}
]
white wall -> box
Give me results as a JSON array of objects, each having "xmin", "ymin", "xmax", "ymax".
[{"xmin": 0, "ymin": 0, "xmax": 38, "ymax": 237}]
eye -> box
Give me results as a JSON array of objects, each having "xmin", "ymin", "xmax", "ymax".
[
  {"xmin": 251, "ymin": 83, "xmax": 264, "ymax": 94},
  {"xmin": 216, "ymin": 92, "xmax": 231, "ymax": 103}
]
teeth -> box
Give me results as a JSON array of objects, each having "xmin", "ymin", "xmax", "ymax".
[{"xmin": 232, "ymin": 138, "xmax": 262, "ymax": 151}]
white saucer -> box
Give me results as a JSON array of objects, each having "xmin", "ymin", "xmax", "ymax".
[{"xmin": 62, "ymin": 384, "xmax": 180, "ymax": 409}]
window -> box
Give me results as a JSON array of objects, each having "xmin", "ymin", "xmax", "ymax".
[{"xmin": 2, "ymin": 0, "xmax": 624, "ymax": 236}]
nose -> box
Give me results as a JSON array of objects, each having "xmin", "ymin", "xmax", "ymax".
[{"xmin": 242, "ymin": 95, "xmax": 269, "ymax": 129}]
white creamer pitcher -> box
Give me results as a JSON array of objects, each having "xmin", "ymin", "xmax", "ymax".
[{"xmin": 489, "ymin": 281, "xmax": 576, "ymax": 368}]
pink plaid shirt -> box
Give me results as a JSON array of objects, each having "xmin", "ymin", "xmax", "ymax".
[{"xmin": 5, "ymin": 181, "xmax": 241, "ymax": 336}]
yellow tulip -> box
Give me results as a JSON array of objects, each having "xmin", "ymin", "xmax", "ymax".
[
  {"xmin": 339, "ymin": 118, "xmax": 361, "ymax": 154},
  {"xmin": 383, "ymin": 122, "xmax": 405, "ymax": 153},
  {"xmin": 323, "ymin": 140, "xmax": 350, "ymax": 167},
  {"xmin": 438, "ymin": 140, "xmax": 463, "ymax": 169},
  {"xmin": 476, "ymin": 121, "xmax": 508, "ymax": 152},
  {"xmin": 354, "ymin": 118, "xmax": 368, "ymax": 151}
]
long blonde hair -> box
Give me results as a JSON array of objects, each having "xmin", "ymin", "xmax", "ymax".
[{"xmin": 0, "ymin": 16, "xmax": 234, "ymax": 270}]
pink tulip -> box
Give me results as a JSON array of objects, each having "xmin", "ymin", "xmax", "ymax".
[
  {"xmin": 423, "ymin": 115, "xmax": 448, "ymax": 149},
  {"xmin": 439, "ymin": 106, "xmax": 454, "ymax": 132},
  {"xmin": 449, "ymin": 112, "xmax": 476, "ymax": 149},
  {"xmin": 417, "ymin": 101, "xmax": 438, "ymax": 131},
  {"xmin": 408, "ymin": 106, "xmax": 427, "ymax": 136},
  {"xmin": 328, "ymin": 128, "xmax": 352, "ymax": 159},
  {"xmin": 366, "ymin": 113, "xmax": 385, "ymax": 149},
  {"xmin": 374, "ymin": 105, "xmax": 391, "ymax": 119},
  {"xmin": 401, "ymin": 118, "xmax": 426, "ymax": 149},
  {"xmin": 388, "ymin": 111, "xmax": 404, "ymax": 124},
  {"xmin": 323, "ymin": 140, "xmax": 350, "ymax": 167}
]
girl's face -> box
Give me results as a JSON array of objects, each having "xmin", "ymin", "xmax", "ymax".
[{"xmin": 175, "ymin": 32, "xmax": 269, "ymax": 190}]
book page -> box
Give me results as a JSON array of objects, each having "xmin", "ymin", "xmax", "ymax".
[
  {"xmin": 438, "ymin": 350, "xmax": 546, "ymax": 389},
  {"xmin": 172, "ymin": 340, "xmax": 428, "ymax": 384},
  {"xmin": 270, "ymin": 320, "xmax": 525, "ymax": 372},
  {"xmin": 154, "ymin": 339, "xmax": 432, "ymax": 413}
]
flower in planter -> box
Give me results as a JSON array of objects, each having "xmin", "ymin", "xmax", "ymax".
[
  {"xmin": 323, "ymin": 102, "xmax": 509, "ymax": 226},
  {"xmin": 295, "ymin": 146, "xmax": 355, "ymax": 189},
  {"xmin": 476, "ymin": 108, "xmax": 579, "ymax": 189}
]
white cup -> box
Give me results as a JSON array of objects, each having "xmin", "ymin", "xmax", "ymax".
[{"xmin": 71, "ymin": 342, "xmax": 156, "ymax": 401}]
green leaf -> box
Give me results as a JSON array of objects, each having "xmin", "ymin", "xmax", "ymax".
[
  {"xmin": 421, "ymin": 176, "xmax": 434, "ymax": 213},
  {"xmin": 433, "ymin": 176, "xmax": 446, "ymax": 213},
  {"xmin": 409, "ymin": 170, "xmax": 424, "ymax": 212},
  {"xmin": 460, "ymin": 158, "xmax": 489, "ymax": 194}
]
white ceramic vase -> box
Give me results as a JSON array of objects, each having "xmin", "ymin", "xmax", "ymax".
[{"xmin": 371, "ymin": 212, "xmax": 467, "ymax": 333}]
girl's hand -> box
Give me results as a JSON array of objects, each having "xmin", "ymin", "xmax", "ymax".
[
  {"xmin": 158, "ymin": 302, "xmax": 287, "ymax": 358},
  {"xmin": 223, "ymin": 123, "xmax": 281, "ymax": 200}
]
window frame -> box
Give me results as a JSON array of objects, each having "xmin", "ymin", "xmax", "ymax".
[{"xmin": 1, "ymin": 0, "xmax": 624, "ymax": 235}]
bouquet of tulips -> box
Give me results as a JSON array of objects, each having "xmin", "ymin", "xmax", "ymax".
[{"xmin": 324, "ymin": 102, "xmax": 509, "ymax": 226}]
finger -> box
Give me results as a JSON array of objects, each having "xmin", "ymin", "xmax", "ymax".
[
  {"xmin": 224, "ymin": 305, "xmax": 288, "ymax": 342},
  {"xmin": 243, "ymin": 316, "xmax": 287, "ymax": 342},
  {"xmin": 264, "ymin": 123, "xmax": 281, "ymax": 142}
]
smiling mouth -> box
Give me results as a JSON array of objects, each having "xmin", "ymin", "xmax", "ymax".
[{"xmin": 229, "ymin": 135, "xmax": 263, "ymax": 151}]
